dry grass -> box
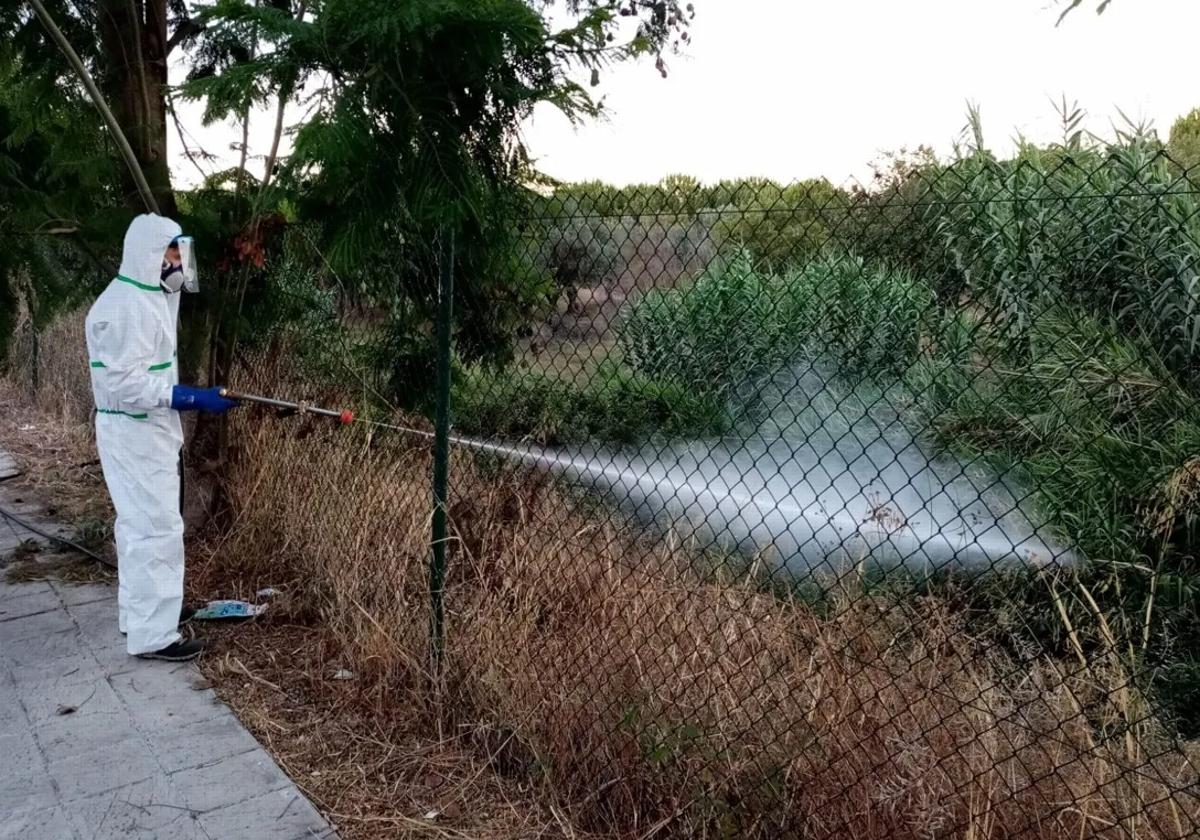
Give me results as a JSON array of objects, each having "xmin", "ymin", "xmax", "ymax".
[
  {"xmin": 196, "ymin": 621, "xmax": 602, "ymax": 839},
  {"xmin": 196, "ymin": 409, "xmax": 1200, "ymax": 839},
  {"xmin": 6, "ymin": 304, "xmax": 94, "ymax": 426},
  {"xmin": 2, "ymin": 351, "xmax": 573, "ymax": 838},
  {"xmin": 0, "ymin": 379, "xmax": 112, "ymax": 557},
  {"xmin": 0, "ymin": 305, "xmax": 108, "ymax": 530},
  {"xmin": 1143, "ymin": 455, "xmax": 1200, "ymax": 541}
]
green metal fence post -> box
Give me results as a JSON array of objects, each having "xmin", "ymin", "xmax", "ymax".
[{"xmin": 430, "ymin": 230, "xmax": 455, "ymax": 676}]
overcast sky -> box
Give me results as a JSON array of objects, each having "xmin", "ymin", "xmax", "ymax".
[{"xmin": 174, "ymin": 0, "xmax": 1200, "ymax": 190}]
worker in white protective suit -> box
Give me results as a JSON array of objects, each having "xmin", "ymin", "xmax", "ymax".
[{"xmin": 86, "ymin": 214, "xmax": 239, "ymax": 661}]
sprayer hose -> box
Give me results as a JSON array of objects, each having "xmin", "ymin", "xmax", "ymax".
[{"xmin": 0, "ymin": 504, "xmax": 115, "ymax": 569}]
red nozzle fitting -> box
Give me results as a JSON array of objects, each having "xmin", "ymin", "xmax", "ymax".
[{"xmin": 339, "ymin": 409, "xmax": 355, "ymax": 426}]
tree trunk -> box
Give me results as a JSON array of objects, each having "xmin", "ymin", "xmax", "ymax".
[
  {"xmin": 97, "ymin": 0, "xmax": 176, "ymax": 217},
  {"xmin": 96, "ymin": 0, "xmax": 205, "ymax": 383}
]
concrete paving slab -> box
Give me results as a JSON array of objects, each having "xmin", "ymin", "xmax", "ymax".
[
  {"xmin": 0, "ymin": 806, "xmax": 80, "ymax": 840},
  {"xmin": 199, "ymin": 787, "xmax": 333, "ymax": 840},
  {"xmin": 63, "ymin": 597, "xmax": 119, "ymax": 635},
  {"xmin": 85, "ymin": 645, "xmax": 135, "ymax": 673},
  {"xmin": 0, "ymin": 711, "xmax": 26, "ymax": 738},
  {"xmin": 0, "ymin": 578, "xmax": 53, "ymax": 602},
  {"xmin": 0, "ymin": 605, "xmax": 77, "ymax": 643},
  {"xmin": 169, "ymin": 749, "xmax": 294, "ymax": 814},
  {"xmin": 119, "ymin": 678, "xmax": 229, "ymax": 736},
  {"xmin": 144, "ymin": 706, "xmax": 264, "ymax": 774},
  {"xmin": 0, "ymin": 686, "xmax": 29, "ymax": 737},
  {"xmin": 0, "ymin": 705, "xmax": 26, "ymax": 739},
  {"xmin": 35, "ymin": 712, "xmax": 145, "ymax": 767},
  {"xmin": 84, "ymin": 632, "xmax": 136, "ymax": 668},
  {"xmin": 0, "ymin": 732, "xmax": 59, "ymax": 817},
  {"xmin": 0, "ymin": 588, "xmax": 62, "ymax": 622},
  {"xmin": 62, "ymin": 775, "xmax": 209, "ymax": 840},
  {"xmin": 21, "ymin": 676, "xmax": 125, "ymax": 728},
  {"xmin": 47, "ymin": 737, "xmax": 164, "ymax": 803},
  {"xmin": 8, "ymin": 650, "xmax": 109, "ymax": 692},
  {"xmin": 52, "ymin": 581, "xmax": 113, "ymax": 607},
  {"xmin": 106, "ymin": 658, "xmax": 206, "ymax": 702},
  {"xmin": 1, "ymin": 627, "xmax": 85, "ymax": 667},
  {"xmin": 66, "ymin": 608, "xmax": 127, "ymax": 658}
]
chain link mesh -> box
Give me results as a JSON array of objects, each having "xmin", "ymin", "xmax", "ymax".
[{"xmin": 221, "ymin": 148, "xmax": 1200, "ymax": 837}]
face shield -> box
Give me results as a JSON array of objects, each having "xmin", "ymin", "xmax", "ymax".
[
  {"xmin": 161, "ymin": 236, "xmax": 199, "ymax": 294},
  {"xmin": 176, "ymin": 236, "xmax": 199, "ymax": 293}
]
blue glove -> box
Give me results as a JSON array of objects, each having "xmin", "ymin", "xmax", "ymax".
[{"xmin": 171, "ymin": 385, "xmax": 240, "ymax": 414}]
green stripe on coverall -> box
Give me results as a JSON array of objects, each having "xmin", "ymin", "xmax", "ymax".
[
  {"xmin": 96, "ymin": 408, "xmax": 149, "ymax": 420},
  {"xmin": 89, "ymin": 360, "xmax": 173, "ymax": 371},
  {"xmin": 115, "ymin": 274, "xmax": 162, "ymax": 292}
]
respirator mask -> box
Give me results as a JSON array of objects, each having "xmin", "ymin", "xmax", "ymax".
[{"xmin": 160, "ymin": 236, "xmax": 199, "ymax": 294}]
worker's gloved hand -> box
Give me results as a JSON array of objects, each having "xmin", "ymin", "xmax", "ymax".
[{"xmin": 170, "ymin": 385, "xmax": 240, "ymax": 414}]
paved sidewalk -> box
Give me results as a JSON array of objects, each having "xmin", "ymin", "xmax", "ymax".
[{"xmin": 1, "ymin": 460, "xmax": 337, "ymax": 839}]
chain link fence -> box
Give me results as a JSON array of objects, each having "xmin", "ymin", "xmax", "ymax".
[{"xmin": 30, "ymin": 144, "xmax": 1194, "ymax": 836}]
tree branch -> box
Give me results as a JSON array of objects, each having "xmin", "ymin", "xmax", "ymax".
[
  {"xmin": 260, "ymin": 90, "xmax": 288, "ymax": 191},
  {"xmin": 24, "ymin": 227, "xmax": 81, "ymax": 236},
  {"xmin": 166, "ymin": 17, "xmax": 204, "ymax": 54},
  {"xmin": 260, "ymin": 2, "xmax": 307, "ymax": 192},
  {"xmin": 1056, "ymin": 0, "xmax": 1112, "ymax": 25},
  {"xmin": 167, "ymin": 89, "xmax": 212, "ymax": 183}
]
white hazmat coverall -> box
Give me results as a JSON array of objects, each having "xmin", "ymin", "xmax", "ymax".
[{"xmin": 85, "ymin": 214, "xmax": 186, "ymax": 655}]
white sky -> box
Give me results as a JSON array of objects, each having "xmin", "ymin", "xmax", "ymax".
[{"xmin": 173, "ymin": 0, "xmax": 1200, "ymax": 190}]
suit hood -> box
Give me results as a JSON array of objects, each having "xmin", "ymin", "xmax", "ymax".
[{"xmin": 118, "ymin": 214, "xmax": 183, "ymax": 288}]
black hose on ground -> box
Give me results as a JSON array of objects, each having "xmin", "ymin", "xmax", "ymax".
[{"xmin": 0, "ymin": 504, "xmax": 115, "ymax": 570}]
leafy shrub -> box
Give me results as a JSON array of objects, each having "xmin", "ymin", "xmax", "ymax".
[
  {"xmin": 612, "ymin": 233, "xmax": 1200, "ymax": 729},
  {"xmin": 793, "ymin": 255, "xmax": 935, "ymax": 376},
  {"xmin": 663, "ymin": 217, "xmax": 717, "ymax": 270},
  {"xmin": 542, "ymin": 177, "xmax": 849, "ymax": 270},
  {"xmin": 710, "ymin": 178, "xmax": 849, "ymax": 269},
  {"xmin": 619, "ymin": 251, "xmax": 936, "ymax": 400},
  {"xmin": 452, "ymin": 360, "xmax": 731, "ymax": 445},
  {"xmin": 906, "ymin": 307, "xmax": 1200, "ymax": 733},
  {"xmin": 235, "ymin": 230, "xmax": 355, "ymax": 390},
  {"xmin": 911, "ymin": 308, "xmax": 1200, "ymax": 558},
  {"xmin": 619, "ymin": 251, "xmax": 787, "ymax": 399}
]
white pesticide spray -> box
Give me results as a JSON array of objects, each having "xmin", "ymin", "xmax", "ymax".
[
  {"xmin": 248, "ymin": 356, "xmax": 1073, "ymax": 578},
  {"xmin": 433, "ymin": 432, "xmax": 1068, "ymax": 578},
  {"xmin": 377, "ymin": 359, "xmax": 1070, "ymax": 578}
]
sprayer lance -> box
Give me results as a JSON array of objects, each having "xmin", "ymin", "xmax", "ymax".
[{"xmin": 219, "ymin": 389, "xmax": 355, "ymax": 426}]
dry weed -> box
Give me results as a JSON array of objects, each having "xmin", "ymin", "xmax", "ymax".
[
  {"xmin": 4, "ymin": 548, "xmax": 115, "ymax": 585},
  {"xmin": 197, "ymin": 622, "xmax": 598, "ymax": 839},
  {"xmin": 6, "ymin": 305, "xmax": 93, "ymax": 425},
  {"xmin": 0, "ymin": 378, "xmax": 109, "ymax": 528}
]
